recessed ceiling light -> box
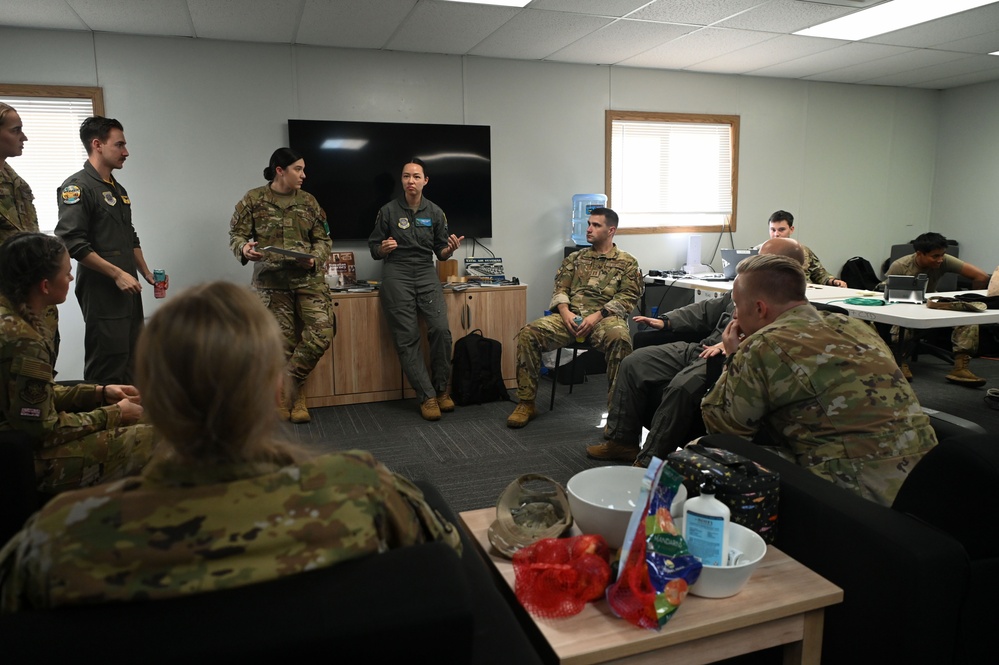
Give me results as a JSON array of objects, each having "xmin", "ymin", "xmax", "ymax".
[
  {"xmin": 795, "ymin": 0, "xmax": 999, "ymax": 41},
  {"xmin": 438, "ymin": 0, "xmax": 532, "ymax": 7}
]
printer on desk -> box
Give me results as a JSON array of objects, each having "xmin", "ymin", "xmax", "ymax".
[{"xmin": 884, "ymin": 273, "xmax": 929, "ymax": 304}]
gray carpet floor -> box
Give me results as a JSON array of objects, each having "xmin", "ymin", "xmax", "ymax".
[{"xmin": 287, "ymin": 353, "xmax": 999, "ymax": 514}]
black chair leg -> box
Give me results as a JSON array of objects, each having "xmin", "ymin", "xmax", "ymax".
[{"xmin": 550, "ymin": 347, "xmax": 562, "ymax": 411}]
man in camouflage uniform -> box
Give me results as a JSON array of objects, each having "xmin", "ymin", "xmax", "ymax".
[
  {"xmin": 0, "ymin": 450, "xmax": 460, "ymax": 612},
  {"xmin": 588, "ymin": 238, "xmax": 807, "ymax": 464},
  {"xmin": 881, "ymin": 232, "xmax": 990, "ymax": 386},
  {"xmin": 229, "ymin": 162, "xmax": 332, "ymax": 423},
  {"xmin": 507, "ymin": 207, "xmax": 642, "ymax": 428},
  {"xmin": 0, "ymin": 294, "xmax": 156, "ymax": 495},
  {"xmin": 760, "ymin": 210, "xmax": 846, "ymax": 287},
  {"xmin": 701, "ymin": 254, "xmax": 937, "ymax": 507},
  {"xmin": 55, "ymin": 117, "xmax": 163, "ymax": 385}
]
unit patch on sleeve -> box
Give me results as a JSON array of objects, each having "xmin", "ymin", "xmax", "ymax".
[{"xmin": 61, "ymin": 185, "xmax": 82, "ymax": 205}]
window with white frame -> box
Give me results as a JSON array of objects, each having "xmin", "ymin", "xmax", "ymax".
[
  {"xmin": 1, "ymin": 85, "xmax": 104, "ymax": 233},
  {"xmin": 606, "ymin": 111, "xmax": 739, "ymax": 234}
]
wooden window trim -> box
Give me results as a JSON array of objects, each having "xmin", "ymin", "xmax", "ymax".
[
  {"xmin": 0, "ymin": 84, "xmax": 105, "ymax": 116},
  {"xmin": 605, "ymin": 110, "xmax": 740, "ymax": 235}
]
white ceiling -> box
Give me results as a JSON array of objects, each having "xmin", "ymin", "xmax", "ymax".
[{"xmin": 4, "ymin": 0, "xmax": 999, "ymax": 89}]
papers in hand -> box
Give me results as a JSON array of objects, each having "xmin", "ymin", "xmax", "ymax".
[{"xmin": 261, "ymin": 246, "xmax": 313, "ymax": 260}]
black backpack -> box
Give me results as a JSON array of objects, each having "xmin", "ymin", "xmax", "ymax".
[
  {"xmin": 451, "ymin": 329, "xmax": 510, "ymax": 406},
  {"xmin": 840, "ymin": 256, "xmax": 880, "ymax": 290}
]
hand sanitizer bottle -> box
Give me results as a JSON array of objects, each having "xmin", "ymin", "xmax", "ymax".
[{"xmin": 682, "ymin": 476, "xmax": 731, "ymax": 566}]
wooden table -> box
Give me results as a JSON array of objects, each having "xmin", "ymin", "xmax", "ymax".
[{"xmin": 460, "ymin": 508, "xmax": 842, "ymax": 665}]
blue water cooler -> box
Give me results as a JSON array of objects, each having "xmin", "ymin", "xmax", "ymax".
[{"xmin": 570, "ymin": 193, "xmax": 607, "ymax": 247}]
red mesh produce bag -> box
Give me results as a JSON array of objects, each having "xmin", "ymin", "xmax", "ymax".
[{"xmin": 512, "ymin": 535, "xmax": 612, "ymax": 619}]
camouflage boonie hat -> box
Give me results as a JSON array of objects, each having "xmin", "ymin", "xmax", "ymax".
[{"xmin": 488, "ymin": 474, "xmax": 573, "ymax": 558}]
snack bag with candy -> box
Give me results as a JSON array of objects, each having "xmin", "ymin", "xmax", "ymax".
[{"xmin": 606, "ymin": 459, "xmax": 702, "ymax": 630}]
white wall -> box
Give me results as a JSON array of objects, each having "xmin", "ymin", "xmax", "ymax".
[
  {"xmin": 2, "ymin": 27, "xmax": 944, "ymax": 380},
  {"xmin": 931, "ymin": 79, "xmax": 999, "ymax": 274}
]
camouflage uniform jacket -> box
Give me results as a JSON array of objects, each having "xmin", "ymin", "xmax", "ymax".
[
  {"xmin": 702, "ymin": 304, "xmax": 937, "ymax": 505},
  {"xmin": 229, "ymin": 185, "xmax": 331, "ymax": 290},
  {"xmin": 0, "ymin": 163, "xmax": 38, "ymax": 244},
  {"xmin": 0, "ymin": 450, "xmax": 462, "ymax": 612},
  {"xmin": 753, "ymin": 241, "xmax": 836, "ymax": 285},
  {"xmin": 550, "ymin": 245, "xmax": 643, "ymax": 319},
  {"xmin": 884, "ymin": 253, "xmax": 964, "ymax": 292},
  {"xmin": 800, "ymin": 243, "xmax": 838, "ymax": 286},
  {"xmin": 0, "ymin": 294, "xmax": 121, "ymax": 447},
  {"xmin": 367, "ymin": 196, "xmax": 449, "ymax": 266}
]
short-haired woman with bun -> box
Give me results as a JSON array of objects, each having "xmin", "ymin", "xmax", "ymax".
[{"xmin": 228, "ymin": 148, "xmax": 332, "ymax": 424}]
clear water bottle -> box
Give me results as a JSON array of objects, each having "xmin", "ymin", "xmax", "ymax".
[{"xmin": 571, "ymin": 193, "xmax": 607, "ymax": 246}]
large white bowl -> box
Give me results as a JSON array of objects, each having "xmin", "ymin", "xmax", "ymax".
[
  {"xmin": 566, "ymin": 466, "xmax": 686, "ymax": 549},
  {"xmin": 687, "ymin": 520, "xmax": 767, "ymax": 598}
]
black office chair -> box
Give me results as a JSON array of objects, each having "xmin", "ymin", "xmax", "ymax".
[
  {"xmin": 548, "ymin": 340, "xmax": 597, "ymax": 411},
  {"xmin": 0, "ymin": 431, "xmax": 42, "ymax": 548}
]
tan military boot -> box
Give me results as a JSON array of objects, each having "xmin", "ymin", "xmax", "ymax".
[
  {"xmin": 586, "ymin": 440, "xmax": 640, "ymax": 462},
  {"xmin": 506, "ymin": 401, "xmax": 536, "ymax": 428},
  {"xmin": 899, "ymin": 362, "xmax": 913, "ymax": 381},
  {"xmin": 437, "ymin": 392, "xmax": 455, "ymax": 413},
  {"xmin": 945, "ymin": 354, "xmax": 986, "ymax": 387},
  {"xmin": 277, "ymin": 386, "xmax": 291, "ymax": 421},
  {"xmin": 420, "ymin": 397, "xmax": 442, "ymax": 421},
  {"xmin": 290, "ymin": 392, "xmax": 311, "ymax": 423}
]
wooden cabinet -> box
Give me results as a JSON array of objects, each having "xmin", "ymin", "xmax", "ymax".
[
  {"xmin": 445, "ymin": 287, "xmax": 525, "ymax": 384},
  {"xmin": 303, "ymin": 285, "xmax": 526, "ymax": 407}
]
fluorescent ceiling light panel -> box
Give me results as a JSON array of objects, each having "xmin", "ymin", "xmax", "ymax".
[
  {"xmin": 438, "ymin": 0, "xmax": 531, "ymax": 6},
  {"xmin": 796, "ymin": 0, "xmax": 999, "ymax": 41}
]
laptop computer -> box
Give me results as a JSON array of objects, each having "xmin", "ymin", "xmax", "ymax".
[{"xmin": 719, "ymin": 248, "xmax": 760, "ymax": 280}]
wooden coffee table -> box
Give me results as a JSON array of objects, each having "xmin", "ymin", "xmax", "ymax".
[{"xmin": 460, "ymin": 508, "xmax": 842, "ymax": 665}]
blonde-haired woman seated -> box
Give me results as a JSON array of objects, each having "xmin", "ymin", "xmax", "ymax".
[{"xmin": 0, "ymin": 280, "xmax": 459, "ymax": 612}]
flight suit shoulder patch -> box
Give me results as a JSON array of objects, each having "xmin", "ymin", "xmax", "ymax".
[{"xmin": 61, "ymin": 185, "xmax": 82, "ymax": 205}]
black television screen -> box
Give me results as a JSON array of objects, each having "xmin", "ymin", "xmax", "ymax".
[{"xmin": 288, "ymin": 119, "xmax": 492, "ymax": 241}]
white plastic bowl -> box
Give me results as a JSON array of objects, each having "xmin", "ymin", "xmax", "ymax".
[
  {"xmin": 566, "ymin": 466, "xmax": 686, "ymax": 549},
  {"xmin": 687, "ymin": 520, "xmax": 767, "ymax": 598}
]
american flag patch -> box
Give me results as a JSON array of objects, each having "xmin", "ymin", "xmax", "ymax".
[{"xmin": 19, "ymin": 407, "xmax": 41, "ymax": 418}]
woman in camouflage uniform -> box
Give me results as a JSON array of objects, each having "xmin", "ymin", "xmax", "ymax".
[
  {"xmin": 0, "ymin": 103, "xmax": 38, "ymax": 245},
  {"xmin": 229, "ymin": 148, "xmax": 332, "ymax": 424},
  {"xmin": 0, "ymin": 281, "xmax": 460, "ymax": 611},
  {"xmin": 0, "ymin": 233, "xmax": 155, "ymax": 494}
]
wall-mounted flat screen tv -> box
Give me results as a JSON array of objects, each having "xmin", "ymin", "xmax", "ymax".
[{"xmin": 288, "ymin": 119, "xmax": 492, "ymax": 241}]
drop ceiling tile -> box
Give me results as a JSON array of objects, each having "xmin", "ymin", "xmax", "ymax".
[
  {"xmin": 691, "ymin": 33, "xmax": 843, "ymax": 75},
  {"xmin": 934, "ymin": 29, "xmax": 999, "ymax": 55},
  {"xmin": 857, "ymin": 53, "xmax": 999, "ymax": 87},
  {"xmin": 864, "ymin": 4, "xmax": 999, "ymax": 49},
  {"xmin": 3, "ymin": 0, "xmax": 89, "ymax": 30},
  {"xmin": 746, "ymin": 41, "xmax": 907, "ymax": 78},
  {"xmin": 69, "ymin": 0, "xmax": 192, "ymax": 36},
  {"xmin": 911, "ymin": 63, "xmax": 999, "ymax": 89},
  {"xmin": 528, "ymin": 0, "xmax": 653, "ymax": 18},
  {"xmin": 470, "ymin": 9, "xmax": 612, "ymax": 60},
  {"xmin": 629, "ymin": 0, "xmax": 769, "ymax": 26},
  {"xmin": 297, "ymin": 0, "xmax": 418, "ymax": 48},
  {"xmin": 715, "ymin": 0, "xmax": 854, "ymax": 33},
  {"xmin": 548, "ymin": 19, "xmax": 696, "ymax": 65},
  {"xmin": 386, "ymin": 0, "xmax": 519, "ymax": 55},
  {"xmin": 188, "ymin": 0, "xmax": 299, "ymax": 43},
  {"xmin": 804, "ymin": 49, "xmax": 968, "ymax": 84},
  {"xmin": 618, "ymin": 26, "xmax": 775, "ymax": 70}
]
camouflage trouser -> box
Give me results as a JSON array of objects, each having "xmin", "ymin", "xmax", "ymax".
[
  {"xmin": 515, "ymin": 313, "xmax": 632, "ymax": 402},
  {"xmin": 35, "ymin": 423, "xmax": 158, "ymax": 495},
  {"xmin": 258, "ymin": 287, "xmax": 333, "ymax": 384},
  {"xmin": 892, "ymin": 324, "xmax": 978, "ymax": 359}
]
